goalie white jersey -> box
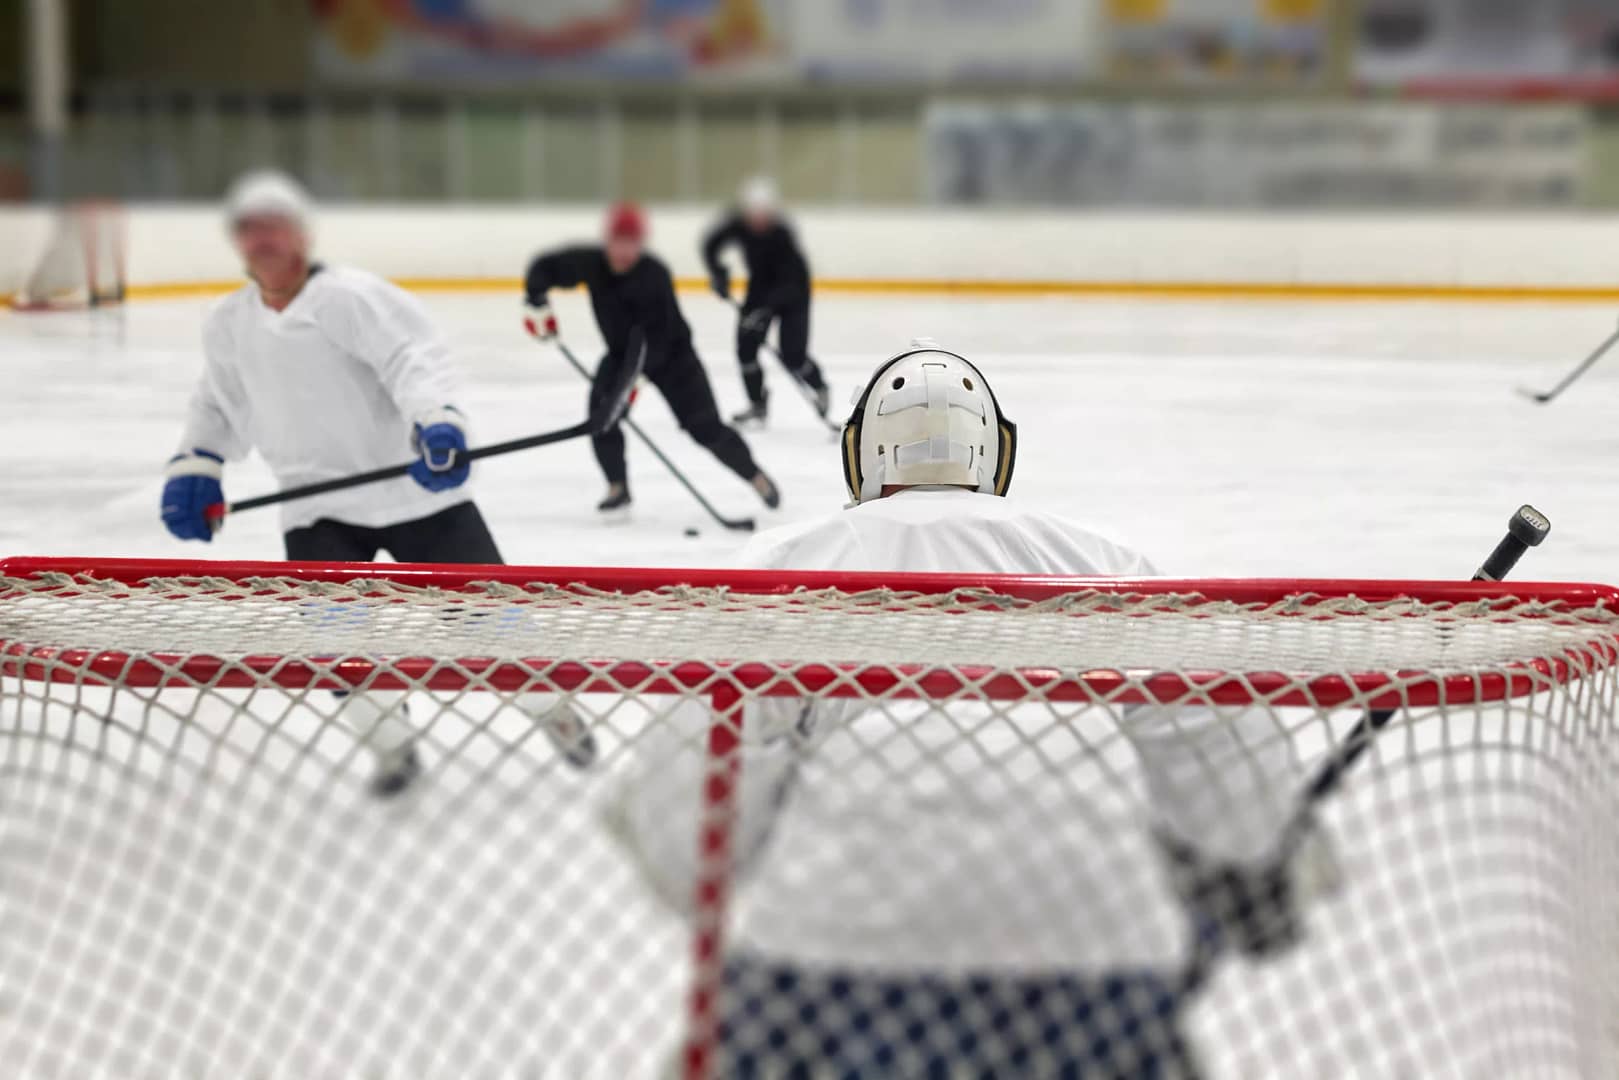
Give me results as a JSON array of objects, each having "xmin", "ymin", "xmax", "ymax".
[
  {"xmin": 737, "ymin": 485, "xmax": 1158, "ymax": 577},
  {"xmin": 615, "ymin": 488, "xmax": 1307, "ymax": 975},
  {"xmin": 178, "ymin": 265, "xmax": 469, "ymax": 532}
]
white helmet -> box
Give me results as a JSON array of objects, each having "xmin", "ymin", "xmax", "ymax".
[
  {"xmin": 224, "ymin": 169, "xmax": 313, "ymax": 234},
  {"xmin": 739, "ymin": 174, "xmax": 780, "ymax": 214},
  {"xmin": 841, "ymin": 340, "xmax": 1017, "ymax": 504}
]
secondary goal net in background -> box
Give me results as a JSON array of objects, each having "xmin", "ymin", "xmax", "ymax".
[
  {"xmin": 2, "ymin": 558, "xmax": 1617, "ymax": 1078},
  {"xmin": 9, "ymin": 202, "xmax": 126, "ymax": 312}
]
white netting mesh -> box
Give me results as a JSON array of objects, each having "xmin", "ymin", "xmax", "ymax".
[
  {"xmin": 12, "ymin": 204, "xmax": 126, "ymax": 312},
  {"xmin": 3, "ymin": 565, "xmax": 1619, "ymax": 1079}
]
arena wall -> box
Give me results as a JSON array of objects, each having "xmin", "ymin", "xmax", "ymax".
[{"xmin": 6, "ymin": 205, "xmax": 1619, "ymax": 303}]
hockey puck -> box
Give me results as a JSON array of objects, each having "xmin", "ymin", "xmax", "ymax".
[{"xmin": 684, "ymin": 527, "xmax": 700, "ymax": 538}]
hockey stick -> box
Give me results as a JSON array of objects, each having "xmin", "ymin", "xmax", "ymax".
[
  {"xmin": 214, "ymin": 339, "xmax": 642, "ymax": 518},
  {"xmin": 550, "ymin": 339, "xmax": 758, "ymax": 533},
  {"xmin": 1517, "ymin": 327, "xmax": 1619, "ymax": 404},
  {"xmin": 1298, "ymin": 503, "xmax": 1550, "ymax": 813},
  {"xmin": 216, "ymin": 422, "xmax": 594, "ymax": 517},
  {"xmin": 1173, "ymin": 504, "xmax": 1550, "ymax": 997},
  {"xmin": 726, "ymin": 298, "xmax": 841, "ymax": 434}
]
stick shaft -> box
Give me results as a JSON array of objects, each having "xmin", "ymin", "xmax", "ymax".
[
  {"xmin": 1178, "ymin": 505, "xmax": 1550, "ymax": 997},
  {"xmin": 552, "ymin": 342, "xmax": 756, "ymax": 533},
  {"xmin": 728, "ymin": 298, "xmax": 839, "ymax": 431},
  {"xmin": 1305, "ymin": 509, "xmax": 1545, "ymax": 805},
  {"xmin": 226, "ymin": 421, "xmax": 593, "ymax": 514},
  {"xmin": 1533, "ymin": 327, "xmax": 1619, "ymax": 402}
]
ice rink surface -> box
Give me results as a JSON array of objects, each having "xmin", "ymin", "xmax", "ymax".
[
  {"xmin": 5, "ymin": 290, "xmax": 1619, "ymax": 1078},
  {"xmin": 6, "ymin": 288, "xmax": 1619, "ymax": 583}
]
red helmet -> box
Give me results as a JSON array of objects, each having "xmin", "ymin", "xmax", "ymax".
[{"xmin": 605, "ymin": 201, "xmax": 647, "ymax": 243}]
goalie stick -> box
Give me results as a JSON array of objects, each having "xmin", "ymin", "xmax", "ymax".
[
  {"xmin": 725, "ymin": 298, "xmax": 841, "ymax": 435},
  {"xmin": 550, "ymin": 339, "xmax": 757, "ymax": 533},
  {"xmin": 1175, "ymin": 504, "xmax": 1551, "ymax": 995},
  {"xmin": 1517, "ymin": 327, "xmax": 1619, "ymax": 404},
  {"xmin": 212, "ymin": 336, "xmax": 641, "ymax": 520},
  {"xmin": 1300, "ymin": 503, "xmax": 1551, "ymax": 812}
]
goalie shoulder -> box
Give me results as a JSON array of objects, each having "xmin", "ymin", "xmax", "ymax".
[{"xmin": 740, "ymin": 488, "xmax": 1157, "ymax": 578}]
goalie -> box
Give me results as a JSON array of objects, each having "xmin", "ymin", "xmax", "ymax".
[{"xmin": 615, "ymin": 342, "xmax": 1340, "ymax": 1077}]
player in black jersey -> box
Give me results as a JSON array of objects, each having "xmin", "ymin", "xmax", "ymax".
[
  {"xmin": 702, "ymin": 176, "xmax": 830, "ymax": 426},
  {"xmin": 524, "ymin": 202, "xmax": 780, "ymax": 514}
]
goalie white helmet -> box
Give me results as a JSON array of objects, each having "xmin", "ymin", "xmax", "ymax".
[
  {"xmin": 841, "ymin": 340, "xmax": 1018, "ymax": 504},
  {"xmin": 224, "ymin": 169, "xmax": 313, "ymax": 234}
]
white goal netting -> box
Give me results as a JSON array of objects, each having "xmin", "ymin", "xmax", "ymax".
[
  {"xmin": 3, "ymin": 558, "xmax": 1618, "ymax": 1079},
  {"xmin": 10, "ymin": 203, "xmax": 126, "ymax": 312}
]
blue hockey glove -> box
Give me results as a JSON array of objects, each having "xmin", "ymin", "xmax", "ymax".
[
  {"xmin": 161, "ymin": 450, "xmax": 225, "ymax": 542},
  {"xmin": 410, "ymin": 407, "xmax": 470, "ymax": 492}
]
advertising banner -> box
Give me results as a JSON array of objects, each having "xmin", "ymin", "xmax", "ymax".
[
  {"xmin": 312, "ymin": 0, "xmax": 791, "ymax": 83},
  {"xmin": 1356, "ymin": 1, "xmax": 1619, "ymax": 96},
  {"xmin": 788, "ymin": 0, "xmax": 1098, "ymax": 83},
  {"xmin": 1102, "ymin": 0, "xmax": 1329, "ymax": 85},
  {"xmin": 926, "ymin": 101, "xmax": 1587, "ymax": 208}
]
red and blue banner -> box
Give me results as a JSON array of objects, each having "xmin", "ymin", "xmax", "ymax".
[{"xmin": 312, "ymin": 0, "xmax": 787, "ymax": 83}]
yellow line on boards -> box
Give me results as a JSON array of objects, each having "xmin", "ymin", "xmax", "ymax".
[{"xmin": 8, "ymin": 278, "xmax": 1619, "ymax": 307}]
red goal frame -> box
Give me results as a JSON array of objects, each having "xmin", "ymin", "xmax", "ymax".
[
  {"xmin": 2, "ymin": 556, "xmax": 1613, "ymax": 712},
  {"xmin": 4, "ymin": 556, "xmax": 1618, "ymax": 1078}
]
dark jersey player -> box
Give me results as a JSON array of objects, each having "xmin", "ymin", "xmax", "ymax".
[
  {"xmin": 702, "ymin": 176, "xmax": 830, "ymax": 426},
  {"xmin": 524, "ymin": 202, "xmax": 780, "ymax": 515}
]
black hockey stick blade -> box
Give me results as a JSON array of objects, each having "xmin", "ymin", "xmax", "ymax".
[
  {"xmin": 218, "ymin": 420, "xmax": 595, "ymax": 517},
  {"xmin": 550, "ymin": 339, "xmax": 758, "ymax": 533},
  {"xmin": 1516, "ymin": 327, "xmax": 1619, "ymax": 405}
]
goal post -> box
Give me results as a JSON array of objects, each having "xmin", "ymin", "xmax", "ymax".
[
  {"xmin": 2, "ymin": 557, "xmax": 1617, "ymax": 1077},
  {"xmin": 8, "ymin": 201, "xmax": 127, "ymax": 312}
]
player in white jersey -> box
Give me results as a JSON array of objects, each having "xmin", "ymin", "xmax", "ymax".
[
  {"xmin": 160, "ymin": 170, "xmax": 596, "ymax": 795},
  {"xmin": 616, "ymin": 342, "xmax": 1336, "ymax": 1077}
]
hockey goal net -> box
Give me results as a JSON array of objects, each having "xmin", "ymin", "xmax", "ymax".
[
  {"xmin": 3, "ymin": 558, "xmax": 1618, "ymax": 1078},
  {"xmin": 9, "ymin": 202, "xmax": 126, "ymax": 311}
]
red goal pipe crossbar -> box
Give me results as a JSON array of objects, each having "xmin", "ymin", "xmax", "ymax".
[
  {"xmin": 12, "ymin": 555, "xmax": 1618, "ymax": 606},
  {"xmin": 3, "ymin": 557, "xmax": 1619, "ymax": 712}
]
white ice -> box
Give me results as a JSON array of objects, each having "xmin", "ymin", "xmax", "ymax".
[
  {"xmin": 4, "ymin": 290, "xmax": 1618, "ymax": 1079},
  {"xmin": 5, "ymin": 289, "xmax": 1619, "ymax": 582}
]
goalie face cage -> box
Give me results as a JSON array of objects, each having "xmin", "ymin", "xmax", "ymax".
[
  {"xmin": 10, "ymin": 202, "xmax": 127, "ymax": 312},
  {"xmin": 3, "ymin": 557, "xmax": 1619, "ymax": 1079}
]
